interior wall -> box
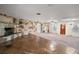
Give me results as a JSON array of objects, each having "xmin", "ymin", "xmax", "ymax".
[
  {"xmin": 66, "ymin": 22, "xmax": 79, "ymax": 36},
  {"xmin": 0, "ymin": 14, "xmax": 79, "ymax": 37},
  {"xmin": 49, "ymin": 21, "xmax": 79, "ymax": 37},
  {"xmin": 49, "ymin": 22, "xmax": 61, "ymax": 35}
]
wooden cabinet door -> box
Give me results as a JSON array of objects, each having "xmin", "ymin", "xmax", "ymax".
[{"xmin": 60, "ymin": 24, "xmax": 66, "ymax": 35}]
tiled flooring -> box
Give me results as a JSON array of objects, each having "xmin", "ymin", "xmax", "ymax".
[
  {"xmin": 0, "ymin": 33, "xmax": 78, "ymax": 54},
  {"xmin": 31, "ymin": 32, "xmax": 79, "ymax": 50}
]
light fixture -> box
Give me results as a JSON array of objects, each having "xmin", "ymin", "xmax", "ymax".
[{"xmin": 36, "ymin": 12, "xmax": 41, "ymax": 15}]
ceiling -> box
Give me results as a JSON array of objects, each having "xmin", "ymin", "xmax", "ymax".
[{"xmin": 0, "ymin": 4, "xmax": 79, "ymax": 22}]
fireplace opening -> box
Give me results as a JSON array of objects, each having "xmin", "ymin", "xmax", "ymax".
[{"xmin": 4, "ymin": 27, "xmax": 14, "ymax": 36}]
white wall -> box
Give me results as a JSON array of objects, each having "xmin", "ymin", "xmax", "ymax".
[
  {"xmin": 36, "ymin": 23, "xmax": 41, "ymax": 33},
  {"xmin": 66, "ymin": 22, "xmax": 79, "ymax": 36},
  {"xmin": 49, "ymin": 21, "xmax": 79, "ymax": 37},
  {"xmin": 49, "ymin": 22, "xmax": 60, "ymax": 35}
]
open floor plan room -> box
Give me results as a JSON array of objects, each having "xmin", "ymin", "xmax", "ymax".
[{"xmin": 0, "ymin": 4, "xmax": 79, "ymax": 54}]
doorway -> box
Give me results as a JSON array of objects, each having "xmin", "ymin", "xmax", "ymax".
[{"xmin": 60, "ymin": 24, "xmax": 66, "ymax": 35}]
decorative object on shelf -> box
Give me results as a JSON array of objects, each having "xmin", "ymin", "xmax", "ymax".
[
  {"xmin": 0, "ymin": 13, "xmax": 3, "ymax": 15},
  {"xmin": 13, "ymin": 17, "xmax": 17, "ymax": 23},
  {"xmin": 0, "ymin": 13, "xmax": 7, "ymax": 16},
  {"xmin": 3, "ymin": 13, "xmax": 6, "ymax": 16},
  {"xmin": 19, "ymin": 19, "xmax": 23, "ymax": 24}
]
